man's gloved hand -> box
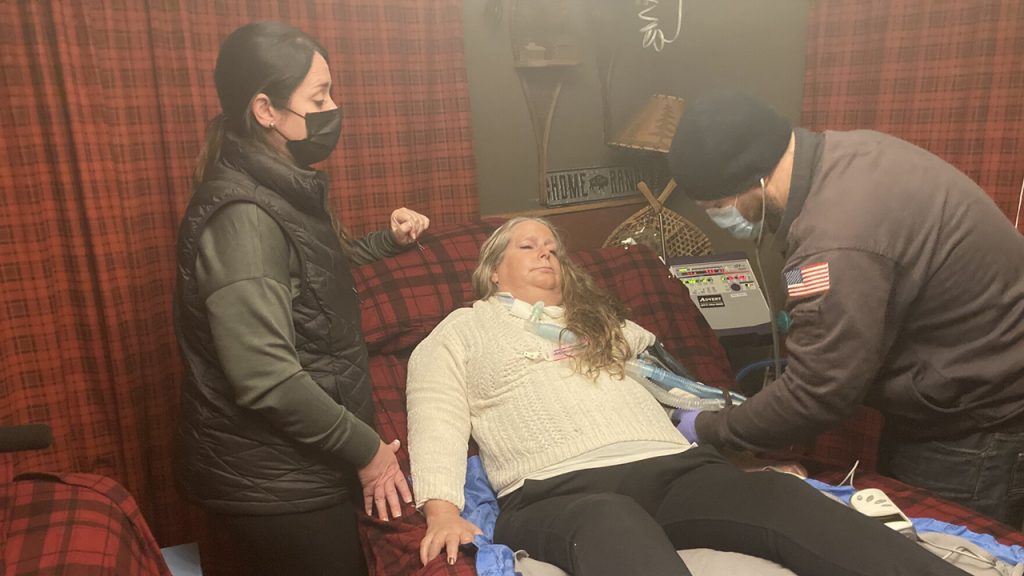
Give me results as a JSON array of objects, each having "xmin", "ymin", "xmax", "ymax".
[{"xmin": 672, "ymin": 409, "xmax": 702, "ymax": 444}]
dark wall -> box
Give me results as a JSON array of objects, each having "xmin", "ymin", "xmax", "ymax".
[{"xmin": 461, "ymin": 0, "xmax": 810, "ymax": 306}]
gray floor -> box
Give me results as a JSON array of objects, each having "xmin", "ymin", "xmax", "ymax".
[{"xmin": 161, "ymin": 542, "xmax": 202, "ymax": 576}]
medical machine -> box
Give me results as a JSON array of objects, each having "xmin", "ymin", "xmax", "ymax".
[{"xmin": 668, "ymin": 252, "xmax": 772, "ymax": 336}]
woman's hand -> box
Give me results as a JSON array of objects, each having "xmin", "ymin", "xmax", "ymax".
[
  {"xmin": 389, "ymin": 207, "xmax": 430, "ymax": 246},
  {"xmin": 357, "ymin": 439, "xmax": 413, "ymax": 521},
  {"xmin": 420, "ymin": 499, "xmax": 482, "ymax": 566}
]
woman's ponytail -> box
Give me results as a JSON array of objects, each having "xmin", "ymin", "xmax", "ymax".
[{"xmin": 193, "ymin": 113, "xmax": 227, "ymax": 185}]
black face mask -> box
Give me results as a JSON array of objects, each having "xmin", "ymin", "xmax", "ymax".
[{"xmin": 281, "ymin": 107, "xmax": 342, "ymax": 166}]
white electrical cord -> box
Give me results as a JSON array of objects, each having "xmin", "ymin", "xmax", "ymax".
[
  {"xmin": 839, "ymin": 460, "xmax": 860, "ymax": 487},
  {"xmin": 922, "ymin": 540, "xmax": 997, "ymax": 568},
  {"xmin": 754, "ymin": 178, "xmax": 783, "ymax": 382},
  {"xmin": 639, "ymin": 0, "xmax": 683, "ymax": 52},
  {"xmin": 1015, "ymin": 172, "xmax": 1023, "ymax": 230}
]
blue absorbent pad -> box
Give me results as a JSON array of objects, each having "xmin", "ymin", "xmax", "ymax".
[
  {"xmin": 462, "ymin": 456, "xmax": 517, "ymax": 576},
  {"xmin": 805, "ymin": 478, "xmax": 1024, "ymax": 565}
]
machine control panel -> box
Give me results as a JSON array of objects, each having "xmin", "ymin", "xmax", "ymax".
[{"xmin": 668, "ymin": 253, "xmax": 771, "ymax": 335}]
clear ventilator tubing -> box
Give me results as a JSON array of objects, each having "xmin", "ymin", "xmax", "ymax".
[
  {"xmin": 524, "ymin": 303, "xmax": 577, "ymax": 344},
  {"xmin": 629, "ymin": 374, "xmax": 729, "ymax": 410},
  {"xmin": 626, "ymin": 360, "xmax": 746, "ymax": 406},
  {"xmin": 526, "ymin": 322, "xmax": 578, "ymax": 344},
  {"xmin": 513, "ymin": 298, "xmax": 737, "ymax": 408}
]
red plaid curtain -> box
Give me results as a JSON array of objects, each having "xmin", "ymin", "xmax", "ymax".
[
  {"xmin": 803, "ymin": 0, "xmax": 1024, "ymax": 232},
  {"xmin": 0, "ymin": 1, "xmax": 476, "ymax": 546}
]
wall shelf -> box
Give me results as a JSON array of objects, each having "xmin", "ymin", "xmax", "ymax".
[
  {"xmin": 509, "ymin": 0, "xmax": 578, "ymax": 205},
  {"xmin": 492, "ymin": 195, "xmax": 646, "ymax": 219}
]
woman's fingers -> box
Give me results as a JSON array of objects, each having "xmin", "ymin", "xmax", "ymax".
[
  {"xmin": 419, "ymin": 531, "xmax": 437, "ymax": 566},
  {"xmin": 363, "ymin": 491, "xmax": 374, "ymax": 517},
  {"xmin": 444, "ymin": 533, "xmax": 462, "ymax": 565},
  {"xmin": 384, "ymin": 477, "xmax": 402, "ymax": 519},
  {"xmin": 394, "ymin": 469, "xmax": 413, "ymax": 504},
  {"xmin": 409, "ymin": 214, "xmax": 428, "ymax": 238},
  {"xmin": 419, "ymin": 523, "xmax": 474, "ymax": 566},
  {"xmin": 373, "ymin": 481, "xmax": 389, "ymax": 521},
  {"xmin": 390, "ymin": 208, "xmax": 430, "ymax": 242},
  {"xmin": 424, "ymin": 531, "xmax": 447, "ymax": 566}
]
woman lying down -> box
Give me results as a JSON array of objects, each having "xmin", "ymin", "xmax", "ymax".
[{"xmin": 407, "ymin": 217, "xmax": 965, "ymax": 576}]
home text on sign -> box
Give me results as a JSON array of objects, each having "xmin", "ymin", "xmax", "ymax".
[{"xmin": 545, "ymin": 166, "xmax": 660, "ymax": 206}]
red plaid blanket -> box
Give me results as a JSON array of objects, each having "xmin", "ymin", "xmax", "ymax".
[{"xmin": 2, "ymin": 472, "xmax": 170, "ymax": 576}]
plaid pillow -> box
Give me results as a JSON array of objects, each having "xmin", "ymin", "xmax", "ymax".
[
  {"xmin": 352, "ymin": 220, "xmax": 734, "ymax": 387},
  {"xmin": 354, "ymin": 221, "xmax": 494, "ymax": 355}
]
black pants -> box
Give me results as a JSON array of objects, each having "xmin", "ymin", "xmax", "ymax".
[
  {"xmin": 216, "ymin": 499, "xmax": 368, "ymax": 576},
  {"xmin": 494, "ymin": 446, "xmax": 965, "ymax": 576}
]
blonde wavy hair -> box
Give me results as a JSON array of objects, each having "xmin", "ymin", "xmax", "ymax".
[{"xmin": 472, "ymin": 217, "xmax": 632, "ymax": 379}]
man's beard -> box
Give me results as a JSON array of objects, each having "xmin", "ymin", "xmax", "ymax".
[{"xmin": 763, "ymin": 193, "xmax": 785, "ymax": 234}]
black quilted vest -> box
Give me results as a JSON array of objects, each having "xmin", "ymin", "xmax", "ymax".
[{"xmin": 174, "ymin": 136, "xmax": 373, "ymax": 514}]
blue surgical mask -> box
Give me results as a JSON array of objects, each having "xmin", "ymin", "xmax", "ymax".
[{"xmin": 705, "ymin": 204, "xmax": 762, "ymax": 240}]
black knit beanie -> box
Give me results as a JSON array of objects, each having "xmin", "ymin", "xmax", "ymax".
[{"xmin": 667, "ymin": 91, "xmax": 792, "ymax": 202}]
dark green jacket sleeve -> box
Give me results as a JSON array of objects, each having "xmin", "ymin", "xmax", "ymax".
[
  {"xmin": 696, "ymin": 249, "xmax": 902, "ymax": 453},
  {"xmin": 348, "ymin": 229, "xmax": 409, "ymax": 267},
  {"xmin": 196, "ymin": 203, "xmax": 380, "ymax": 468}
]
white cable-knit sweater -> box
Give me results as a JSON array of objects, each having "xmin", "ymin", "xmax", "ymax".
[{"xmin": 407, "ymin": 296, "xmax": 689, "ymax": 510}]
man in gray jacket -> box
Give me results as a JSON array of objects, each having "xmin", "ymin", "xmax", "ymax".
[{"xmin": 667, "ymin": 91, "xmax": 1024, "ymax": 528}]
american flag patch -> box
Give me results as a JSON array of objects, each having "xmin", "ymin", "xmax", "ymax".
[{"xmin": 785, "ymin": 262, "xmax": 830, "ymax": 298}]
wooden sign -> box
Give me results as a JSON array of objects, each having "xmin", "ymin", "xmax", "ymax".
[{"xmin": 544, "ymin": 165, "xmax": 667, "ymax": 206}]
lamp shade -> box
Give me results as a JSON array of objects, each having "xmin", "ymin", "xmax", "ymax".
[{"xmin": 608, "ymin": 94, "xmax": 685, "ymax": 153}]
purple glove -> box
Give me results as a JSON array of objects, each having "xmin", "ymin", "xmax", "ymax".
[{"xmin": 673, "ymin": 409, "xmax": 702, "ymax": 444}]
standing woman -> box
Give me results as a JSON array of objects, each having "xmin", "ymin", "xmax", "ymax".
[{"xmin": 175, "ymin": 22, "xmax": 425, "ymax": 575}]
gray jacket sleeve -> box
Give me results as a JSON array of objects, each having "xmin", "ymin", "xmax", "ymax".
[
  {"xmin": 197, "ymin": 203, "xmax": 381, "ymax": 468},
  {"xmin": 696, "ymin": 249, "xmax": 902, "ymax": 453},
  {"xmin": 348, "ymin": 229, "xmax": 408, "ymax": 267}
]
